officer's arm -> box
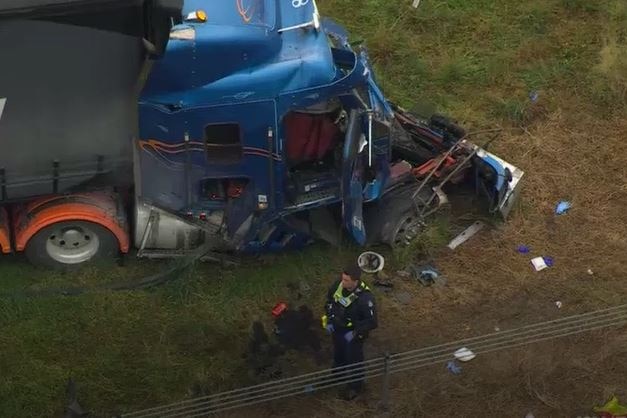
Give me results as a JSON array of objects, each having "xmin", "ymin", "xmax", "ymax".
[
  {"xmin": 325, "ymin": 279, "xmax": 339, "ymax": 316},
  {"xmin": 354, "ymin": 293, "xmax": 378, "ymax": 337}
]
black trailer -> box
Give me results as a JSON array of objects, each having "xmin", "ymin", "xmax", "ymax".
[{"xmin": 0, "ymin": 0, "xmax": 181, "ymax": 202}]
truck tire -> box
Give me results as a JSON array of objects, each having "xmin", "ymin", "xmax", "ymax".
[
  {"xmin": 365, "ymin": 190, "xmax": 425, "ymax": 248},
  {"xmin": 379, "ymin": 200, "xmax": 422, "ymax": 247},
  {"xmin": 25, "ymin": 221, "xmax": 119, "ymax": 270}
]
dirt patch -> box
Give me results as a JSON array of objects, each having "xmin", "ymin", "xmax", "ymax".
[{"xmin": 220, "ymin": 101, "xmax": 627, "ymax": 418}]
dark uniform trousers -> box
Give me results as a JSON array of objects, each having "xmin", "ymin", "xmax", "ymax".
[{"xmin": 332, "ymin": 329, "xmax": 365, "ymax": 391}]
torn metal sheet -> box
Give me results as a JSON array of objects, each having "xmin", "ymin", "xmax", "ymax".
[
  {"xmin": 447, "ymin": 221, "xmax": 485, "ymax": 250},
  {"xmin": 473, "ymin": 146, "xmax": 525, "ymax": 219}
]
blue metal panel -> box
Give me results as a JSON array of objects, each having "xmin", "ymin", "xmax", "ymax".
[
  {"xmin": 141, "ymin": 1, "xmax": 338, "ymax": 109},
  {"xmin": 138, "ymin": 100, "xmax": 278, "ymax": 213}
]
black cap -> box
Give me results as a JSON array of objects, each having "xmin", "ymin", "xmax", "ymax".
[{"xmin": 343, "ymin": 264, "xmax": 362, "ymax": 281}]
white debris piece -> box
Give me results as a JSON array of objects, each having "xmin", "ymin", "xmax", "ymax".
[
  {"xmin": 531, "ymin": 257, "xmax": 548, "ymax": 271},
  {"xmin": 454, "ymin": 347, "xmax": 476, "ymax": 362},
  {"xmin": 447, "ymin": 221, "xmax": 485, "ymax": 250}
]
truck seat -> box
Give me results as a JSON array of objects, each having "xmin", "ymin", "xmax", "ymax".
[{"xmin": 284, "ymin": 112, "xmax": 341, "ymax": 165}]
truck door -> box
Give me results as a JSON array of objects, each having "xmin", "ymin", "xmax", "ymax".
[{"xmin": 342, "ymin": 109, "xmax": 367, "ymax": 245}]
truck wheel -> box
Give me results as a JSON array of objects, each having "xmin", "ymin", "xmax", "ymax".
[
  {"xmin": 365, "ymin": 191, "xmax": 424, "ymax": 248},
  {"xmin": 25, "ymin": 221, "xmax": 118, "ymax": 269},
  {"xmin": 381, "ymin": 207, "xmax": 422, "ymax": 247}
]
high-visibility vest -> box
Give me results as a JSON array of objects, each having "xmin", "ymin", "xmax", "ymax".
[
  {"xmin": 333, "ymin": 280, "xmax": 370, "ymax": 308},
  {"xmin": 322, "ymin": 280, "xmax": 371, "ymax": 329}
]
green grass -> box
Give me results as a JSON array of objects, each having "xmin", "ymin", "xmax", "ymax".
[
  {"xmin": 322, "ymin": 0, "xmax": 626, "ymax": 124},
  {"xmin": 0, "ymin": 245, "xmax": 362, "ymax": 416},
  {"xmin": 2, "ymin": 0, "xmax": 627, "ymax": 416}
]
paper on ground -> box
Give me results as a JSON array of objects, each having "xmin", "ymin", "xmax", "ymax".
[{"xmin": 531, "ymin": 257, "xmax": 548, "ymax": 271}]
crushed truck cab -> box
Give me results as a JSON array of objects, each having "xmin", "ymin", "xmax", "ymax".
[
  {"xmin": 0, "ymin": 0, "xmax": 523, "ymax": 268},
  {"xmin": 134, "ymin": 0, "xmax": 523, "ymax": 254}
]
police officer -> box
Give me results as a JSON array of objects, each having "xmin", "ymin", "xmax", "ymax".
[{"xmin": 323, "ymin": 264, "xmax": 377, "ymax": 400}]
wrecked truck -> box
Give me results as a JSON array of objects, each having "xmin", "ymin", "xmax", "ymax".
[{"xmin": 0, "ymin": 0, "xmax": 523, "ymax": 269}]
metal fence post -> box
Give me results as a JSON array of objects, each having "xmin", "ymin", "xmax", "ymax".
[{"xmin": 380, "ymin": 352, "xmax": 391, "ymax": 412}]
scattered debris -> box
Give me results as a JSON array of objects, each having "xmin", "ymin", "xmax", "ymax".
[
  {"xmin": 358, "ymin": 252, "xmax": 392, "ymax": 290},
  {"xmin": 531, "ymin": 257, "xmax": 547, "ymax": 271},
  {"xmin": 517, "ymin": 245, "xmax": 530, "ymax": 254},
  {"xmin": 555, "ymin": 301, "xmax": 563, "ymax": 309},
  {"xmin": 529, "ymin": 90, "xmax": 539, "ymax": 103},
  {"xmin": 412, "ymin": 0, "xmax": 421, "ymax": 8},
  {"xmin": 396, "ymin": 270, "xmax": 411, "ymax": 278},
  {"xmin": 454, "ymin": 347, "xmax": 476, "ymax": 362},
  {"xmin": 272, "ymin": 302, "xmax": 288, "ymax": 318},
  {"xmin": 447, "ymin": 221, "xmax": 485, "ymax": 250},
  {"xmin": 407, "ymin": 264, "xmax": 446, "ymax": 287},
  {"xmin": 494, "ymin": 326, "xmax": 501, "ymax": 332},
  {"xmin": 587, "ymin": 268, "xmax": 594, "ymax": 276},
  {"xmin": 525, "ymin": 412, "xmax": 535, "ymax": 418},
  {"xmin": 555, "ymin": 200, "xmax": 572, "ymax": 215},
  {"xmin": 531, "ymin": 256, "xmax": 553, "ymax": 271},
  {"xmin": 358, "ymin": 251, "xmax": 385, "ymax": 274},
  {"xmin": 594, "ymin": 396, "xmax": 627, "ymax": 418},
  {"xmin": 446, "ymin": 360, "xmax": 462, "ymax": 375}
]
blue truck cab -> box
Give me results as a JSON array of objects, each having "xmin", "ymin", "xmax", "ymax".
[
  {"xmin": 0, "ymin": 0, "xmax": 523, "ymax": 268},
  {"xmin": 134, "ymin": 0, "xmax": 523, "ymax": 255}
]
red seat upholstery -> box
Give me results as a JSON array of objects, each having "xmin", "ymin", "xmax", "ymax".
[{"xmin": 284, "ymin": 112, "xmax": 340, "ymax": 164}]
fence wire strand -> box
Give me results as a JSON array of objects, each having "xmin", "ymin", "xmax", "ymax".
[{"xmin": 123, "ymin": 304, "xmax": 627, "ymax": 417}]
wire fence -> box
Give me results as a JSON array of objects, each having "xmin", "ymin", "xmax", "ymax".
[{"xmin": 123, "ymin": 303, "xmax": 627, "ymax": 417}]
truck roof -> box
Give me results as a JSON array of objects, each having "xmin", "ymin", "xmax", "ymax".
[{"xmin": 141, "ymin": 0, "xmax": 339, "ymax": 108}]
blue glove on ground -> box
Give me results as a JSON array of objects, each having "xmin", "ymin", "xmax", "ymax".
[
  {"xmin": 344, "ymin": 331, "xmax": 355, "ymax": 342},
  {"xmin": 325, "ymin": 324, "xmax": 334, "ymax": 334}
]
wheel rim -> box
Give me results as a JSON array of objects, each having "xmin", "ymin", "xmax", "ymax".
[
  {"xmin": 393, "ymin": 216, "xmax": 421, "ymax": 247},
  {"xmin": 45, "ymin": 225, "xmax": 100, "ymax": 264}
]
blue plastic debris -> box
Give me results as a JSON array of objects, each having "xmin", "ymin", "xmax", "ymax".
[
  {"xmin": 529, "ymin": 90, "xmax": 539, "ymax": 103},
  {"xmin": 446, "ymin": 361, "xmax": 462, "ymax": 375},
  {"xmin": 543, "ymin": 256, "xmax": 554, "ymax": 267},
  {"xmin": 555, "ymin": 200, "xmax": 572, "ymax": 215},
  {"xmin": 517, "ymin": 245, "xmax": 530, "ymax": 254},
  {"xmin": 408, "ymin": 264, "xmax": 444, "ymax": 287}
]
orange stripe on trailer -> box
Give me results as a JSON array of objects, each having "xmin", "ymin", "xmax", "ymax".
[
  {"xmin": 0, "ymin": 207, "xmax": 10, "ymax": 254},
  {"xmin": 13, "ymin": 194, "xmax": 129, "ymax": 253}
]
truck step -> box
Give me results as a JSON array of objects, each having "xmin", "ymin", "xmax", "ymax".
[{"xmin": 285, "ymin": 188, "xmax": 340, "ymax": 209}]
